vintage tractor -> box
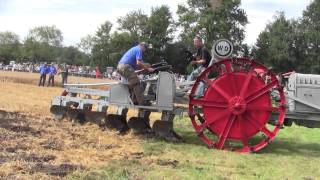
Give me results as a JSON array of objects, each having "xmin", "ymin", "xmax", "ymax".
[{"xmin": 50, "ymin": 40, "xmax": 320, "ymax": 153}]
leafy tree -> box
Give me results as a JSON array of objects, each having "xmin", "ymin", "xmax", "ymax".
[
  {"xmin": 163, "ymin": 42, "xmax": 191, "ymax": 74},
  {"xmin": 145, "ymin": 5, "xmax": 175, "ymax": 63},
  {"xmin": 251, "ymin": 12, "xmax": 298, "ymax": 72},
  {"xmin": 22, "ymin": 38, "xmax": 56, "ymax": 62},
  {"xmin": 116, "ymin": 6, "xmax": 175, "ymax": 65},
  {"xmin": 0, "ymin": 31, "xmax": 21, "ymax": 61},
  {"xmin": 23, "ymin": 25, "xmax": 64, "ymax": 62},
  {"xmin": 177, "ymin": 0, "xmax": 248, "ymax": 53},
  {"xmin": 27, "ymin": 25, "xmax": 63, "ymax": 47},
  {"xmin": 78, "ymin": 35, "xmax": 95, "ymax": 55},
  {"xmin": 299, "ymin": 0, "xmax": 320, "ymax": 73},
  {"xmin": 61, "ymin": 46, "xmax": 90, "ymax": 65},
  {"xmin": 109, "ymin": 32, "xmax": 137, "ymax": 66},
  {"xmin": 91, "ymin": 21, "xmax": 113, "ymax": 68},
  {"xmin": 117, "ymin": 10, "xmax": 148, "ymax": 41}
]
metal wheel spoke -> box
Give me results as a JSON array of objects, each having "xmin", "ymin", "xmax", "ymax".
[
  {"xmin": 240, "ymin": 70, "xmax": 254, "ymax": 97},
  {"xmin": 197, "ymin": 110, "xmax": 230, "ymax": 133},
  {"xmin": 228, "ymin": 73, "xmax": 238, "ymax": 96},
  {"xmin": 201, "ymin": 77, "xmax": 214, "ymax": 89},
  {"xmin": 242, "ymin": 138, "xmax": 249, "ymax": 147},
  {"xmin": 215, "ymin": 115, "xmax": 237, "ymax": 149},
  {"xmin": 190, "ymin": 99, "xmax": 228, "ymax": 108},
  {"xmin": 246, "ymin": 80, "xmax": 278, "ymax": 103},
  {"xmin": 261, "ymin": 126, "xmax": 274, "ymax": 138},
  {"xmin": 247, "ymin": 105, "xmax": 281, "ymax": 112},
  {"xmin": 210, "ymin": 83, "xmax": 232, "ymax": 100},
  {"xmin": 245, "ymin": 113, "xmax": 264, "ymax": 130},
  {"xmin": 223, "ymin": 61, "xmax": 233, "ymax": 73}
]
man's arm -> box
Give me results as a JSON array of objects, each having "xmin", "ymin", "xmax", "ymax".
[
  {"xmin": 191, "ymin": 59, "xmax": 206, "ymax": 65},
  {"xmin": 135, "ymin": 48, "xmax": 154, "ymax": 72},
  {"xmin": 137, "ymin": 60, "xmax": 154, "ymax": 72}
]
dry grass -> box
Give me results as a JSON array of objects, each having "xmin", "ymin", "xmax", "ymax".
[
  {"xmin": 0, "ymin": 71, "xmax": 159, "ymax": 179},
  {"xmin": 0, "ymin": 71, "xmax": 108, "ymax": 87}
]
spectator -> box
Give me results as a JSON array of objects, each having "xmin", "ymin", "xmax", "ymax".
[
  {"xmin": 59, "ymin": 64, "xmax": 69, "ymax": 87},
  {"xmin": 47, "ymin": 63, "xmax": 57, "ymax": 87},
  {"xmin": 95, "ymin": 66, "xmax": 101, "ymax": 78},
  {"xmin": 38, "ymin": 63, "xmax": 49, "ymax": 86}
]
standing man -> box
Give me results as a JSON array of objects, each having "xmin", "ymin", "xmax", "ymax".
[
  {"xmin": 188, "ymin": 36, "xmax": 212, "ymax": 81},
  {"xmin": 59, "ymin": 64, "xmax": 69, "ymax": 87},
  {"xmin": 117, "ymin": 42, "xmax": 154, "ymax": 105},
  {"xmin": 38, "ymin": 63, "xmax": 48, "ymax": 86},
  {"xmin": 47, "ymin": 63, "xmax": 57, "ymax": 87}
]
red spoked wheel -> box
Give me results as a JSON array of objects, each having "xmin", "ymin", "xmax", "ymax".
[{"xmin": 189, "ymin": 58, "xmax": 286, "ymax": 153}]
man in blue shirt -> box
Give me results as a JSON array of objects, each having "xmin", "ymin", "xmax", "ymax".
[
  {"xmin": 117, "ymin": 42, "xmax": 154, "ymax": 105},
  {"xmin": 38, "ymin": 63, "xmax": 49, "ymax": 86},
  {"xmin": 47, "ymin": 63, "xmax": 57, "ymax": 87}
]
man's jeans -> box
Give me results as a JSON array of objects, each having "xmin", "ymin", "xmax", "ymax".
[{"xmin": 188, "ymin": 66, "xmax": 205, "ymax": 97}]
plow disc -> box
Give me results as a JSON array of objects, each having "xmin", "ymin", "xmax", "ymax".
[
  {"xmin": 152, "ymin": 120, "xmax": 183, "ymax": 142},
  {"xmin": 189, "ymin": 58, "xmax": 286, "ymax": 152},
  {"xmin": 50, "ymin": 105, "xmax": 67, "ymax": 120}
]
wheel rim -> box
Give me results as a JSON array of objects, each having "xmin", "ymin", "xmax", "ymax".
[{"xmin": 189, "ymin": 58, "xmax": 286, "ymax": 153}]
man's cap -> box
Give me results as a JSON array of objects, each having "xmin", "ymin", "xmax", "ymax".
[{"xmin": 140, "ymin": 42, "xmax": 152, "ymax": 49}]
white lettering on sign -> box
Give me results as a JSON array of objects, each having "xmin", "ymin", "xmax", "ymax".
[{"xmin": 212, "ymin": 39, "xmax": 233, "ymax": 59}]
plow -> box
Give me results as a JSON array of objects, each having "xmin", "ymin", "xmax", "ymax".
[{"xmin": 50, "ymin": 40, "xmax": 320, "ymax": 153}]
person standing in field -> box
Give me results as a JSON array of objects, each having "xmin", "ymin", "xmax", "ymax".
[
  {"xmin": 38, "ymin": 63, "xmax": 49, "ymax": 86},
  {"xmin": 59, "ymin": 64, "xmax": 69, "ymax": 87},
  {"xmin": 47, "ymin": 63, "xmax": 57, "ymax": 87}
]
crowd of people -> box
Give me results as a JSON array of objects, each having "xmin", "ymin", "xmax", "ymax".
[
  {"xmin": 0, "ymin": 62, "xmax": 112, "ymax": 78},
  {"xmin": 0, "ymin": 62, "xmax": 122, "ymax": 86}
]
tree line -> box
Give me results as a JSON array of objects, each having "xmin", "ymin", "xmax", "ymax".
[
  {"xmin": 251, "ymin": 0, "xmax": 320, "ymax": 73},
  {"xmin": 0, "ymin": 0, "xmax": 319, "ymax": 74}
]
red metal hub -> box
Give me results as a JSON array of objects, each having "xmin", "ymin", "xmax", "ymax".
[
  {"xmin": 228, "ymin": 96, "xmax": 246, "ymax": 115},
  {"xmin": 189, "ymin": 58, "xmax": 286, "ymax": 153}
]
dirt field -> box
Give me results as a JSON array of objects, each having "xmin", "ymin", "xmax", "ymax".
[{"xmin": 0, "ymin": 71, "xmax": 145, "ymax": 179}]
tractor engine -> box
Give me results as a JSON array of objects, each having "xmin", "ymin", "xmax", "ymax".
[{"xmin": 282, "ymin": 73, "xmax": 320, "ymax": 128}]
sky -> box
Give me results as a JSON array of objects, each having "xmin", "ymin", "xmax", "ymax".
[{"xmin": 0, "ymin": 0, "xmax": 313, "ymax": 46}]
